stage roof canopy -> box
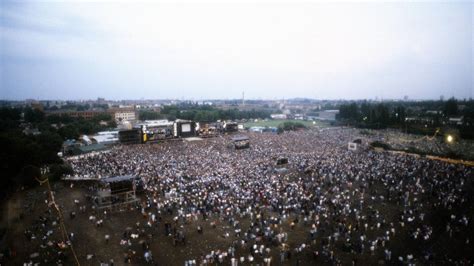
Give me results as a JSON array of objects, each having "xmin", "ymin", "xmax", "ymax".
[
  {"xmin": 232, "ymin": 136, "xmax": 249, "ymax": 142},
  {"xmin": 100, "ymin": 175, "xmax": 137, "ymax": 183}
]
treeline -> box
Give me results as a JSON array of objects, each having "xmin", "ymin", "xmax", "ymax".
[
  {"xmin": 338, "ymin": 99, "xmax": 474, "ymax": 138},
  {"xmin": 42, "ymin": 102, "xmax": 109, "ymax": 111},
  {"xmin": 48, "ymin": 114, "xmax": 116, "ymax": 140},
  {"xmin": 338, "ymin": 102, "xmax": 406, "ymax": 127},
  {"xmin": 140, "ymin": 105, "xmax": 276, "ymax": 122},
  {"xmin": 0, "ymin": 108, "xmax": 74, "ymax": 197},
  {"xmin": 19, "ymin": 107, "xmax": 117, "ymax": 140}
]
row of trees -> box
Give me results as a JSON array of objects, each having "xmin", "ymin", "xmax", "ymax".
[
  {"xmin": 0, "ymin": 108, "xmax": 74, "ymax": 197},
  {"xmin": 337, "ymin": 99, "xmax": 474, "ymax": 138},
  {"xmin": 43, "ymin": 102, "xmax": 109, "ymax": 111},
  {"xmin": 338, "ymin": 102, "xmax": 406, "ymax": 127},
  {"xmin": 140, "ymin": 105, "xmax": 276, "ymax": 122},
  {"xmin": 19, "ymin": 107, "xmax": 117, "ymax": 140}
]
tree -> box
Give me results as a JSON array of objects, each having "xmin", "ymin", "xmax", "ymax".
[
  {"xmin": 0, "ymin": 107, "xmax": 21, "ymax": 131},
  {"xmin": 139, "ymin": 110, "xmax": 164, "ymax": 120},
  {"xmin": 17, "ymin": 165, "xmax": 41, "ymax": 187},
  {"xmin": 375, "ymin": 103, "xmax": 389, "ymax": 126},
  {"xmin": 76, "ymin": 104, "xmax": 90, "ymax": 111},
  {"xmin": 49, "ymin": 163, "xmax": 73, "ymax": 181},
  {"xmin": 35, "ymin": 131, "xmax": 63, "ymax": 164},
  {"xmin": 58, "ymin": 124, "xmax": 80, "ymax": 140},
  {"xmin": 195, "ymin": 110, "xmax": 218, "ymax": 122},
  {"xmin": 444, "ymin": 98, "xmax": 458, "ymax": 117},
  {"xmin": 24, "ymin": 108, "xmax": 45, "ymax": 123},
  {"xmin": 338, "ymin": 103, "xmax": 359, "ymax": 121}
]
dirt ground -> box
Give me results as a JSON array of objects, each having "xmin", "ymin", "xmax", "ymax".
[
  {"xmin": 1, "ymin": 182, "xmax": 324, "ymax": 265},
  {"xmin": 1, "ymin": 177, "xmax": 472, "ymax": 266}
]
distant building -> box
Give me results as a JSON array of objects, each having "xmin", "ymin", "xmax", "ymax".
[
  {"xmin": 271, "ymin": 114, "xmax": 287, "ymax": 120},
  {"xmin": 448, "ymin": 117, "xmax": 463, "ymax": 126},
  {"xmin": 108, "ymin": 108, "xmax": 137, "ymax": 123},
  {"xmin": 294, "ymin": 114, "xmax": 305, "ymax": 120},
  {"xmin": 249, "ymin": 126, "xmax": 265, "ymax": 133},
  {"xmin": 30, "ymin": 102, "xmax": 44, "ymax": 111},
  {"xmin": 405, "ymin": 117, "xmax": 434, "ymax": 124},
  {"xmin": 315, "ymin": 110, "xmax": 339, "ymax": 121},
  {"xmin": 45, "ymin": 110, "xmax": 106, "ymax": 119},
  {"xmin": 23, "ymin": 127, "xmax": 41, "ymax": 136}
]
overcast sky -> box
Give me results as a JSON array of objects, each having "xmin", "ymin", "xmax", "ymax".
[{"xmin": 0, "ymin": 0, "xmax": 472, "ymax": 100}]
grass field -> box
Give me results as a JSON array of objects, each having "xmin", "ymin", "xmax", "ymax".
[{"xmin": 243, "ymin": 119, "xmax": 326, "ymax": 128}]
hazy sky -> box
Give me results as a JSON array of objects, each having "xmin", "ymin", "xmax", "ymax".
[{"xmin": 0, "ymin": 0, "xmax": 472, "ymax": 100}]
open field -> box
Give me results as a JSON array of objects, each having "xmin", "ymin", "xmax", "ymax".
[{"xmin": 243, "ymin": 119, "xmax": 327, "ymax": 128}]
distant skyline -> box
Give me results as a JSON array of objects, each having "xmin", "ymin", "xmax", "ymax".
[{"xmin": 1, "ymin": 0, "xmax": 473, "ymax": 100}]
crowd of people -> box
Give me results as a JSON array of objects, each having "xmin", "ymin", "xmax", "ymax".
[
  {"xmin": 369, "ymin": 129, "xmax": 474, "ymax": 160},
  {"xmin": 3, "ymin": 127, "xmax": 472, "ymax": 265}
]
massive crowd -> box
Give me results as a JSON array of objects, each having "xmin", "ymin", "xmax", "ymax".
[
  {"xmin": 370, "ymin": 129, "xmax": 474, "ymax": 160},
  {"xmin": 4, "ymin": 128, "xmax": 472, "ymax": 265}
]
